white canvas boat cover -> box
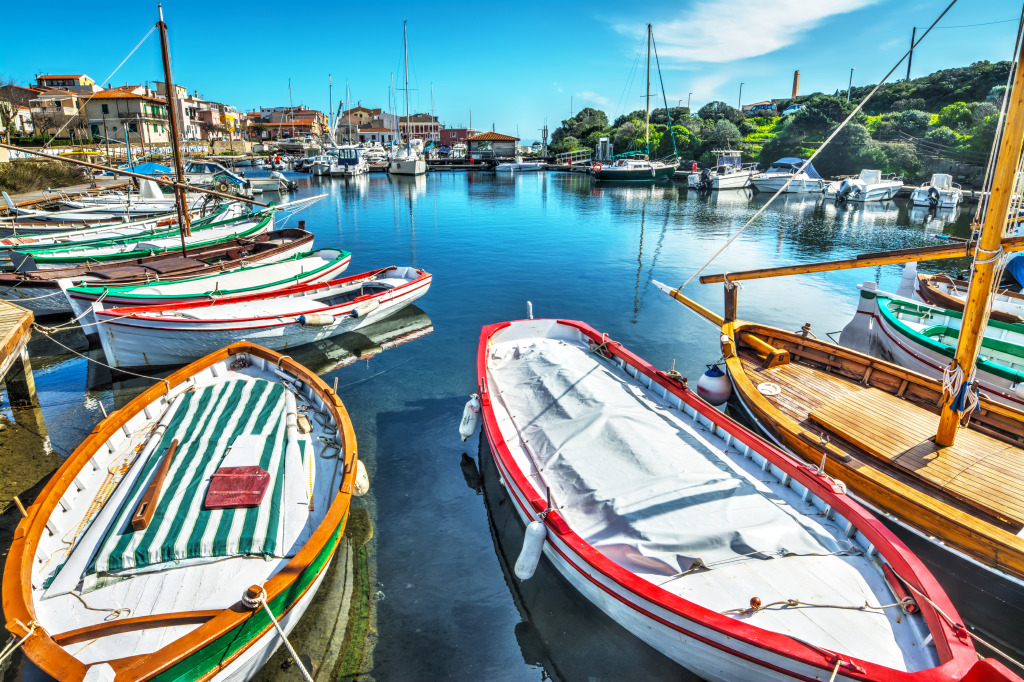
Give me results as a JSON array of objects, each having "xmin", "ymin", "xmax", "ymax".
[
  {"xmin": 859, "ymin": 169, "xmax": 882, "ymax": 184},
  {"xmin": 490, "ymin": 339, "xmax": 841, "ymax": 576},
  {"xmin": 768, "ymin": 158, "xmax": 822, "ymax": 179},
  {"xmin": 931, "ymin": 173, "xmax": 953, "ymax": 189}
]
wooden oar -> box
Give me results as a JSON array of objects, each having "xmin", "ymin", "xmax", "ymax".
[{"xmin": 131, "ymin": 438, "xmax": 179, "ymax": 531}]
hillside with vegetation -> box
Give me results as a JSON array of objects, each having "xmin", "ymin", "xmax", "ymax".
[{"xmin": 547, "ymin": 61, "xmax": 1010, "ymax": 183}]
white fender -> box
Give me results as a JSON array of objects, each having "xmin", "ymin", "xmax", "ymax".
[
  {"xmin": 696, "ymin": 365, "xmax": 732, "ymax": 406},
  {"xmin": 459, "ymin": 393, "xmax": 481, "ymax": 442},
  {"xmin": 299, "ymin": 313, "xmax": 335, "ymax": 326},
  {"xmin": 350, "ymin": 298, "xmax": 381, "ymax": 319},
  {"xmin": 515, "ymin": 520, "xmax": 547, "ymax": 580},
  {"xmin": 354, "ymin": 459, "xmax": 370, "ymax": 496}
]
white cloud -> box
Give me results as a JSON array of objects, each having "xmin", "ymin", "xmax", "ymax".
[
  {"xmin": 616, "ymin": 0, "xmax": 879, "ymax": 64},
  {"xmin": 576, "ymin": 90, "xmax": 609, "ymax": 106}
]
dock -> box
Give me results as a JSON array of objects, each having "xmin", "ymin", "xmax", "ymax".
[{"xmin": 0, "ymin": 300, "xmax": 36, "ymax": 408}]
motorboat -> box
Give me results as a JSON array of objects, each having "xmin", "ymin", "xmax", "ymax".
[
  {"xmin": 330, "ymin": 146, "xmax": 369, "ymax": 177},
  {"xmin": 182, "ymin": 160, "xmax": 254, "ymax": 196},
  {"xmin": 593, "ymin": 155, "xmax": 676, "ymax": 181},
  {"xmin": 911, "ymin": 174, "xmax": 963, "ymax": 208},
  {"xmin": 310, "ymin": 153, "xmax": 334, "ymax": 177},
  {"xmin": 496, "ymin": 156, "xmax": 545, "ymax": 173},
  {"xmin": 0, "ymin": 228, "xmax": 315, "ymax": 317},
  {"xmin": 750, "ymin": 158, "xmax": 827, "ymax": 194},
  {"xmin": 476, "ymin": 317, "xmax": 1009, "ymax": 682},
  {"xmin": 95, "ymin": 266, "xmax": 432, "ymax": 369},
  {"xmin": 3, "ymin": 341, "xmax": 365, "ymax": 681},
  {"xmin": 824, "ymin": 170, "xmax": 904, "ymax": 202},
  {"xmin": 687, "ymin": 150, "xmax": 755, "ymax": 190}
]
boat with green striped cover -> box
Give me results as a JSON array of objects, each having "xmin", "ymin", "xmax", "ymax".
[
  {"xmin": 839, "ymin": 282, "xmax": 1024, "ymax": 410},
  {"xmin": 3, "ymin": 342, "xmax": 366, "ymax": 681}
]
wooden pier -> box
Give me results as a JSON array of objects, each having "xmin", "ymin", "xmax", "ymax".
[{"xmin": 0, "ymin": 301, "xmax": 36, "ymax": 408}]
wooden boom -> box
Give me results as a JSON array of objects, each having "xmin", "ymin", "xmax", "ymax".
[
  {"xmin": 131, "ymin": 439, "xmax": 178, "ymax": 531},
  {"xmin": 698, "ymin": 237, "xmax": 1024, "ymax": 284},
  {"xmin": 0, "ymin": 141, "xmax": 268, "ymax": 208}
]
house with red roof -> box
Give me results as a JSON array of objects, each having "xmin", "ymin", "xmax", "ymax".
[
  {"xmin": 82, "ymin": 86, "xmax": 171, "ymax": 147},
  {"xmin": 467, "ymin": 131, "xmax": 520, "ymax": 160}
]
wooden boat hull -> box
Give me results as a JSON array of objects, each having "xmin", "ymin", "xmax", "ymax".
[
  {"xmin": 916, "ymin": 274, "xmax": 1024, "ymax": 325},
  {"xmin": 0, "ymin": 228, "xmax": 314, "ymax": 317},
  {"xmin": 594, "ymin": 164, "xmax": 676, "ymax": 182},
  {"xmin": 479, "ymin": 319, "xmax": 988, "ymax": 682},
  {"xmin": 714, "ymin": 319, "xmax": 1024, "ymax": 666},
  {"xmin": 96, "ymin": 267, "xmax": 432, "ymax": 369},
  {"xmin": 3, "ymin": 343, "xmax": 360, "ymax": 681}
]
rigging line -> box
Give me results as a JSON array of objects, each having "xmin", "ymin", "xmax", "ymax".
[
  {"xmin": 614, "ymin": 44, "xmax": 645, "ymax": 122},
  {"xmin": 43, "ymin": 24, "xmax": 157, "ymax": 150},
  {"xmin": 679, "ymin": 0, "xmax": 962, "ymax": 289},
  {"xmin": 916, "ymin": 17, "xmax": 1017, "ymax": 29},
  {"xmin": 650, "ymin": 35, "xmax": 677, "ymax": 158}
]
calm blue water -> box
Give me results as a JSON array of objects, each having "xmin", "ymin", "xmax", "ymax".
[{"xmin": 0, "ymin": 172, "xmax": 976, "ymax": 681}]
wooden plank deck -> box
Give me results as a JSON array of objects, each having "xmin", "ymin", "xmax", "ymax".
[
  {"xmin": 0, "ymin": 300, "xmax": 33, "ymax": 381},
  {"xmin": 810, "ymin": 388, "xmax": 1024, "ymax": 528}
]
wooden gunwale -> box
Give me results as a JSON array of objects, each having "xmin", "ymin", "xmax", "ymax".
[
  {"xmin": 478, "ymin": 319, "xmax": 977, "ymax": 679},
  {"xmin": 723, "ymin": 319, "xmax": 1024, "ymax": 580},
  {"xmin": 917, "ymin": 274, "xmax": 1024, "ymax": 324},
  {"xmin": 2, "ymin": 342, "xmax": 358, "ymax": 681}
]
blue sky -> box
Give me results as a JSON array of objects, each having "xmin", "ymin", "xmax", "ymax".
[{"xmin": 0, "ymin": 0, "xmax": 1019, "ymax": 142}]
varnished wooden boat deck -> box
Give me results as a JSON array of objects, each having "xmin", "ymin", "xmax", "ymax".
[
  {"xmin": 739, "ymin": 349, "xmax": 1024, "ymax": 532},
  {"xmin": 0, "ymin": 299, "xmax": 33, "ymax": 378}
]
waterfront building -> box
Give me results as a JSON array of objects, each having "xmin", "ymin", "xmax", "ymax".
[
  {"xmin": 28, "ymin": 88, "xmax": 88, "ymax": 138},
  {"xmin": 357, "ymin": 127, "xmax": 398, "ymax": 145},
  {"xmin": 440, "ymin": 127, "xmax": 478, "ymax": 146},
  {"xmin": 467, "ymin": 131, "xmax": 519, "ymax": 160},
  {"xmin": 33, "ymin": 74, "xmax": 101, "ymax": 94},
  {"xmin": 83, "ymin": 86, "xmax": 171, "ymax": 148},
  {"xmin": 399, "ymin": 113, "xmax": 441, "ymax": 142},
  {"xmin": 253, "ymin": 105, "xmax": 327, "ymax": 140}
]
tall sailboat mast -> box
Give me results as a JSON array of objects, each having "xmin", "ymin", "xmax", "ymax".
[
  {"xmin": 936, "ymin": 43, "xmax": 1024, "ymax": 445},
  {"xmin": 328, "ymin": 74, "xmax": 333, "ymax": 145},
  {"xmin": 404, "ymin": 20, "xmax": 410, "ymax": 146},
  {"xmin": 346, "ymin": 80, "xmax": 351, "ymax": 145},
  {"xmin": 156, "ymin": 3, "xmax": 190, "ymax": 250},
  {"xmin": 645, "ymin": 23, "xmax": 652, "ymax": 157}
]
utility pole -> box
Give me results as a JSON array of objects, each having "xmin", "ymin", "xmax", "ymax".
[
  {"xmin": 907, "ymin": 27, "xmax": 916, "ymax": 81},
  {"xmin": 847, "ymin": 67, "xmax": 855, "ymax": 103},
  {"xmin": 570, "ymin": 95, "xmax": 573, "ymax": 118},
  {"xmin": 738, "ymin": 83, "xmax": 744, "ymax": 111},
  {"xmin": 687, "ymin": 92, "xmax": 692, "ymax": 110}
]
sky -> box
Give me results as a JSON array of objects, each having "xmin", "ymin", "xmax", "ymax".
[{"xmin": 0, "ymin": 0, "xmax": 1020, "ymax": 143}]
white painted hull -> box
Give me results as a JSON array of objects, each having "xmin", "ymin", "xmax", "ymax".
[
  {"xmin": 389, "ymin": 158, "xmax": 426, "ymax": 175},
  {"xmin": 496, "ymin": 163, "xmax": 544, "ymax": 172},
  {"xmin": 911, "ymin": 188, "xmax": 962, "ymax": 208},
  {"xmin": 0, "ymin": 284, "xmax": 72, "ymax": 315},
  {"xmin": 750, "ymin": 175, "xmax": 824, "ymax": 194},
  {"xmin": 825, "ymin": 183, "xmax": 902, "ymax": 202},
  {"xmin": 330, "ymin": 163, "xmax": 368, "ymax": 177},
  {"xmin": 96, "ymin": 275, "xmax": 431, "ymax": 368},
  {"xmin": 311, "ymin": 163, "xmax": 332, "ymax": 176},
  {"xmin": 689, "ymin": 171, "xmax": 752, "ymax": 190}
]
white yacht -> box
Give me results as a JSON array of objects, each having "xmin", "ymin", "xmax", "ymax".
[
  {"xmin": 496, "ymin": 155, "xmax": 545, "ymax": 172},
  {"xmin": 910, "ymin": 173, "xmax": 963, "ymax": 208},
  {"xmin": 687, "ymin": 150, "xmax": 755, "ymax": 190},
  {"xmin": 330, "ymin": 146, "xmax": 369, "ymax": 176},
  {"xmin": 310, "ymin": 153, "xmax": 335, "ymax": 177},
  {"xmin": 824, "ymin": 169, "xmax": 903, "ymax": 202},
  {"xmin": 389, "ymin": 141, "xmax": 427, "ymax": 176},
  {"xmin": 750, "ymin": 157, "xmax": 827, "ymax": 194}
]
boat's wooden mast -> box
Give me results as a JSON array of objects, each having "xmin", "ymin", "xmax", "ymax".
[
  {"xmin": 404, "ymin": 20, "xmax": 410, "ymax": 147},
  {"xmin": 157, "ymin": 3, "xmax": 191, "ymax": 249},
  {"xmin": 936, "ymin": 45, "xmax": 1024, "ymax": 446},
  {"xmin": 645, "ymin": 24, "xmax": 652, "ymax": 157}
]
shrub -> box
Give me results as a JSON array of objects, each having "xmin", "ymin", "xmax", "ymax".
[{"xmin": 0, "ymin": 160, "xmax": 88, "ymax": 193}]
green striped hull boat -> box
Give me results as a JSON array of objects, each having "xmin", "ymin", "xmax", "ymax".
[{"xmin": 4, "ymin": 343, "xmax": 365, "ymax": 681}]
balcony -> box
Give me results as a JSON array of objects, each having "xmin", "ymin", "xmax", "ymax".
[{"xmin": 118, "ymin": 111, "xmax": 168, "ymax": 121}]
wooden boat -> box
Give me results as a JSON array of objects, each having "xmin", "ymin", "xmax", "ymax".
[
  {"xmin": 656, "ymin": 280, "xmax": 1024, "ymax": 666},
  {"xmin": 96, "ymin": 266, "xmax": 432, "ymax": 370},
  {"xmin": 65, "ymin": 247, "xmax": 352, "ymax": 336},
  {"xmin": 840, "ymin": 283, "xmax": 1024, "ymax": 410},
  {"xmin": 2, "ymin": 342, "xmax": 364, "ymax": 681},
  {"xmin": 0, "ymin": 228, "xmax": 314, "ymax": 317},
  {"xmin": 11, "ymin": 212, "xmax": 273, "ymax": 268},
  {"xmin": 478, "ymin": 318, "xmax": 1012, "ymax": 682},
  {"xmin": 0, "ymin": 204, "xmax": 232, "ymax": 246},
  {"xmin": 916, "ymin": 273, "xmax": 1024, "ymax": 324}
]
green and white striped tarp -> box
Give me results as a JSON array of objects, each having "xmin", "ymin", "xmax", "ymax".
[{"xmin": 87, "ymin": 378, "xmax": 291, "ymax": 576}]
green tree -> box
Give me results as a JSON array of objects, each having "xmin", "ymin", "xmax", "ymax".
[
  {"xmin": 936, "ymin": 102, "xmax": 973, "ymax": 131},
  {"xmin": 698, "ymin": 101, "xmax": 743, "ymax": 125},
  {"xmin": 788, "ymin": 94, "xmax": 857, "ymax": 139},
  {"xmin": 813, "ymin": 124, "xmax": 884, "ymax": 177},
  {"xmin": 704, "ymin": 119, "xmax": 743, "ymax": 149},
  {"xmin": 925, "ymin": 126, "xmax": 962, "ymax": 147},
  {"xmin": 880, "ymin": 142, "xmax": 924, "ymax": 181}
]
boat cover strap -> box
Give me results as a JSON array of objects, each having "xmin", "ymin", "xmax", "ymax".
[
  {"xmin": 85, "ymin": 378, "xmax": 292, "ymax": 577},
  {"xmin": 490, "ymin": 339, "xmax": 840, "ymax": 576}
]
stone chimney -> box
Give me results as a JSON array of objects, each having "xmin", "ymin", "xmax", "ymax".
[{"xmin": 792, "ymin": 70, "xmax": 800, "ymax": 98}]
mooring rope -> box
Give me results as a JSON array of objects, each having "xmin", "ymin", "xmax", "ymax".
[
  {"xmin": 0, "ymin": 621, "xmax": 39, "ymax": 666},
  {"xmin": 242, "ymin": 585, "xmax": 315, "ymax": 682},
  {"xmin": 32, "ymin": 324, "xmax": 170, "ymax": 392}
]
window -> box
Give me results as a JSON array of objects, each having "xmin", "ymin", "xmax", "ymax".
[
  {"xmin": 101, "ymin": 103, "xmax": 108, "ymax": 114},
  {"xmin": 128, "ymin": 122, "xmax": 137, "ymax": 133},
  {"xmin": 90, "ymin": 124, "xmax": 99, "ymax": 136}
]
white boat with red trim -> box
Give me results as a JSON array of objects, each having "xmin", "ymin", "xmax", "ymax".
[
  {"xmin": 95, "ymin": 266, "xmax": 432, "ymax": 369},
  {"xmin": 477, "ymin": 318, "xmax": 1013, "ymax": 682}
]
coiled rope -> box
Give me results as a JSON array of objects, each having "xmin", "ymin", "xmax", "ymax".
[
  {"xmin": 242, "ymin": 585, "xmax": 314, "ymax": 682},
  {"xmin": 941, "ymin": 363, "xmax": 979, "ymax": 426}
]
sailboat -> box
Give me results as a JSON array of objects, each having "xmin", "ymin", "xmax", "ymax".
[
  {"xmin": 389, "ymin": 21, "xmax": 427, "ymax": 177},
  {"xmin": 593, "ymin": 24, "xmax": 677, "ymax": 182},
  {"xmin": 656, "ymin": 39, "xmax": 1024, "ymax": 664}
]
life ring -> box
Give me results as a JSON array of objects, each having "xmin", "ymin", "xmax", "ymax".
[
  {"xmin": 159, "ymin": 175, "xmax": 171, "ymax": 183},
  {"xmin": 593, "ymin": 163, "xmax": 603, "ymax": 173}
]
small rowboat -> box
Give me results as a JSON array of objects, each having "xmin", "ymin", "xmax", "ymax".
[
  {"xmin": 0, "ymin": 228, "xmax": 314, "ymax": 317},
  {"xmin": 477, "ymin": 318, "xmax": 1014, "ymax": 682},
  {"xmin": 840, "ymin": 283, "xmax": 1024, "ymax": 410},
  {"xmin": 3, "ymin": 342, "xmax": 365, "ymax": 681},
  {"xmin": 916, "ymin": 273, "xmax": 1024, "ymax": 324},
  {"xmin": 96, "ymin": 266, "xmax": 432, "ymax": 369},
  {"xmin": 65, "ymin": 248, "xmax": 353, "ymax": 336}
]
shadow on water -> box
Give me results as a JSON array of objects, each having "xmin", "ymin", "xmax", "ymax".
[{"xmin": 475, "ymin": 433, "xmax": 696, "ymax": 681}]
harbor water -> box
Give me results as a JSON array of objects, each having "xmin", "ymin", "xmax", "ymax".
[{"xmin": 0, "ymin": 172, "xmax": 977, "ymax": 681}]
